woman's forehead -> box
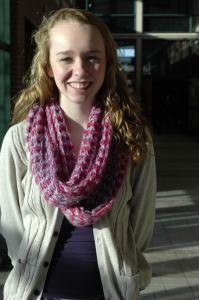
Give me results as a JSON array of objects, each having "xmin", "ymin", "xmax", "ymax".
[
  {"xmin": 49, "ymin": 21, "xmax": 105, "ymax": 53},
  {"xmin": 50, "ymin": 22, "xmax": 101, "ymax": 42}
]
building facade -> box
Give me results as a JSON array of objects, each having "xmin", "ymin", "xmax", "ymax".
[
  {"xmin": 75, "ymin": 0, "xmax": 199, "ymax": 133},
  {"xmin": 0, "ymin": 0, "xmax": 199, "ymax": 263},
  {"xmin": 1, "ymin": 0, "xmax": 199, "ymax": 147}
]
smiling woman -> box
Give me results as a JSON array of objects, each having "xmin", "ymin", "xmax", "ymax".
[
  {"xmin": 48, "ymin": 22, "xmax": 106, "ymax": 107},
  {"xmin": 0, "ymin": 8, "xmax": 156, "ymax": 300},
  {"xmin": 47, "ymin": 21, "xmax": 107, "ymax": 158}
]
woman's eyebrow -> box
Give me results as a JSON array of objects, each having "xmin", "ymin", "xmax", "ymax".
[
  {"xmin": 56, "ymin": 50, "xmax": 103, "ymax": 55},
  {"xmin": 87, "ymin": 50, "xmax": 102, "ymax": 54}
]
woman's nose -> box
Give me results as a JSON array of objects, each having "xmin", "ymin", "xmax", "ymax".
[{"xmin": 72, "ymin": 59, "xmax": 88, "ymax": 77}]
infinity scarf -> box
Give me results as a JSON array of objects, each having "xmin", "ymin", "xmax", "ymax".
[{"xmin": 26, "ymin": 97, "xmax": 128, "ymax": 227}]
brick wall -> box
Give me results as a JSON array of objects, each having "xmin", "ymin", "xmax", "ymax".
[{"xmin": 10, "ymin": 0, "xmax": 60, "ymax": 99}]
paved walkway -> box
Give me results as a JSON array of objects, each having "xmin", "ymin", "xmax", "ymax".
[
  {"xmin": 141, "ymin": 134, "xmax": 199, "ymax": 300},
  {"xmin": 0, "ymin": 133, "xmax": 199, "ymax": 300}
]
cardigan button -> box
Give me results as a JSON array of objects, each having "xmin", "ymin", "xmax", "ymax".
[
  {"xmin": 120, "ymin": 270, "xmax": 125, "ymax": 276},
  {"xmin": 18, "ymin": 259, "xmax": 21, "ymax": 263},
  {"xmin": 53, "ymin": 231, "xmax": 58, "ymax": 237},
  {"xmin": 43, "ymin": 262, "xmax": 49, "ymax": 267},
  {"xmin": 33, "ymin": 290, "xmax": 40, "ymax": 296}
]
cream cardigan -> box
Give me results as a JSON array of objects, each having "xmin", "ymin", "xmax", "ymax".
[{"xmin": 0, "ymin": 120, "xmax": 156, "ymax": 300}]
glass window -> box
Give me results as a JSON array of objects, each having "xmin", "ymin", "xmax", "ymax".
[
  {"xmin": 0, "ymin": 0, "xmax": 10, "ymax": 43},
  {"xmin": 143, "ymin": 0, "xmax": 189, "ymax": 15},
  {"xmin": 144, "ymin": 17, "xmax": 189, "ymax": 32},
  {"xmin": 192, "ymin": 0, "xmax": 199, "ymax": 14},
  {"xmin": 191, "ymin": 40, "xmax": 199, "ymax": 77},
  {"xmin": 142, "ymin": 39, "xmax": 199, "ymax": 134},
  {"xmin": 88, "ymin": 0, "xmax": 134, "ymax": 14},
  {"xmin": 143, "ymin": 40, "xmax": 191, "ymax": 77},
  {"xmin": 192, "ymin": 16, "xmax": 199, "ymax": 32},
  {"xmin": 76, "ymin": 0, "xmax": 86, "ymax": 10},
  {"xmin": 0, "ymin": 2, "xmax": 4, "ymax": 41},
  {"xmin": 0, "ymin": 50, "xmax": 11, "ymax": 146},
  {"xmin": 0, "ymin": 49, "xmax": 4, "ymax": 142},
  {"xmin": 100, "ymin": 17, "xmax": 135, "ymax": 33},
  {"xmin": 115, "ymin": 39, "xmax": 136, "ymax": 92},
  {"xmin": 0, "ymin": 0, "xmax": 10, "ymax": 147}
]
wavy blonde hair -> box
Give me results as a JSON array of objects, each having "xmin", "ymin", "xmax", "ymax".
[{"xmin": 12, "ymin": 8, "xmax": 152, "ymax": 166}]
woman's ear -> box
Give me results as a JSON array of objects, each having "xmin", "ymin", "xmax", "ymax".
[{"xmin": 47, "ymin": 63, "xmax": 54, "ymax": 78}]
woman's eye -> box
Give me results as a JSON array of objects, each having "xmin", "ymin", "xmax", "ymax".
[
  {"xmin": 87, "ymin": 56, "xmax": 99, "ymax": 61},
  {"xmin": 61, "ymin": 57, "xmax": 71, "ymax": 62}
]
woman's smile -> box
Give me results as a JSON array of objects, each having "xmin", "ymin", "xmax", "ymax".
[
  {"xmin": 48, "ymin": 22, "xmax": 106, "ymax": 106},
  {"xmin": 67, "ymin": 81, "xmax": 93, "ymax": 94},
  {"xmin": 69, "ymin": 81, "xmax": 91, "ymax": 89}
]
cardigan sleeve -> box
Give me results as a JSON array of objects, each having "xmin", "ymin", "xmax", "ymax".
[
  {"xmin": 0, "ymin": 126, "xmax": 27, "ymax": 265},
  {"xmin": 129, "ymin": 129, "xmax": 157, "ymax": 253}
]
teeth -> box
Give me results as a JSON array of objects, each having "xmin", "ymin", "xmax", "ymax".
[{"xmin": 70, "ymin": 82, "xmax": 90, "ymax": 89}]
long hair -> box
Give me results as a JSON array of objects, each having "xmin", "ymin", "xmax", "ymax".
[{"xmin": 12, "ymin": 8, "xmax": 152, "ymax": 166}]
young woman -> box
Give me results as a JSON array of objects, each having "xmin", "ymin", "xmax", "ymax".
[{"xmin": 0, "ymin": 8, "xmax": 156, "ymax": 300}]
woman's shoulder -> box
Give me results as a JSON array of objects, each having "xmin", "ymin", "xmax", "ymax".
[
  {"xmin": 8, "ymin": 119, "xmax": 27, "ymax": 134},
  {"xmin": 1, "ymin": 120, "xmax": 28, "ymax": 164},
  {"xmin": 4, "ymin": 120, "xmax": 27, "ymax": 146}
]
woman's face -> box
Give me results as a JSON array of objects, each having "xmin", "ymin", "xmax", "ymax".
[{"xmin": 48, "ymin": 21, "xmax": 106, "ymax": 105}]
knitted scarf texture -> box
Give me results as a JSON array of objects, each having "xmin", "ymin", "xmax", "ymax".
[{"xmin": 26, "ymin": 97, "xmax": 128, "ymax": 227}]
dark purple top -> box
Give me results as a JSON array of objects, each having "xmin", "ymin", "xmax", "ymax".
[{"xmin": 42, "ymin": 217, "xmax": 105, "ymax": 299}]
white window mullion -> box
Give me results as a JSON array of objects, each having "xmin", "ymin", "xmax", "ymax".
[
  {"xmin": 135, "ymin": 0, "xmax": 143, "ymax": 98},
  {"xmin": 136, "ymin": 0, "xmax": 143, "ymax": 33}
]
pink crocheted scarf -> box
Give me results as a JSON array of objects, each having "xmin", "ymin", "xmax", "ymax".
[{"xmin": 26, "ymin": 97, "xmax": 128, "ymax": 227}]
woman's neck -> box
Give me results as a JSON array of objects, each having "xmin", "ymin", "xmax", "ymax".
[
  {"xmin": 60, "ymin": 98, "xmax": 94, "ymax": 134},
  {"xmin": 59, "ymin": 97, "xmax": 95, "ymax": 160}
]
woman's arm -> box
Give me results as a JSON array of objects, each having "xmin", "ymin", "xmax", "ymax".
[
  {"xmin": 0, "ymin": 126, "xmax": 27, "ymax": 265},
  {"xmin": 129, "ymin": 130, "xmax": 157, "ymax": 253}
]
